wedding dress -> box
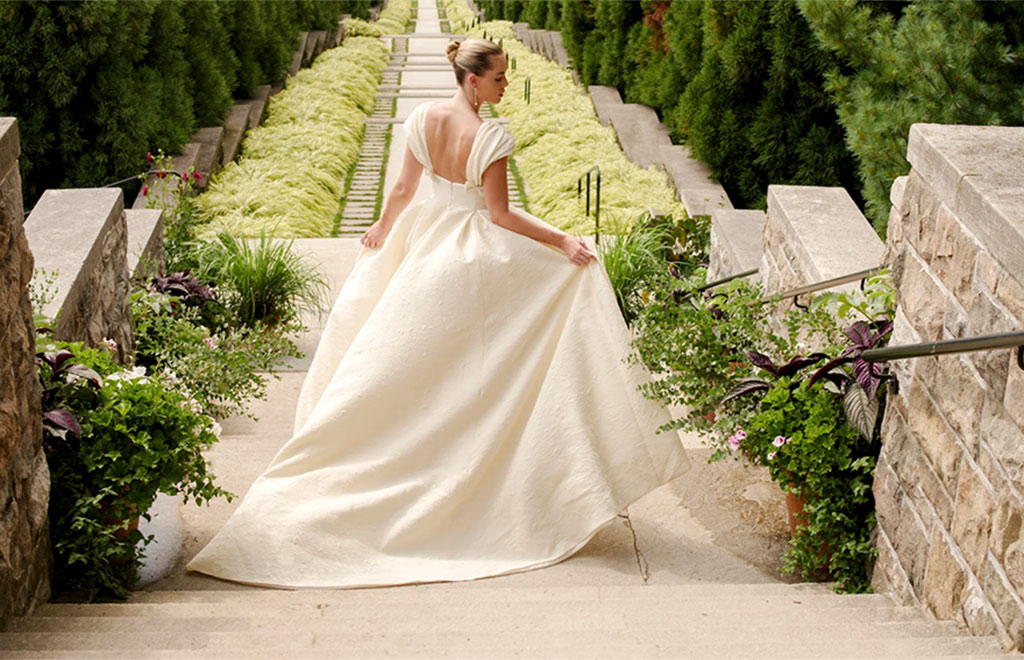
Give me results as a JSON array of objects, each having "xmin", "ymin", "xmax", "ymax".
[{"xmin": 185, "ymin": 101, "xmax": 691, "ymax": 589}]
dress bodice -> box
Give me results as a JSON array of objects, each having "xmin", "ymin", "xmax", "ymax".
[{"xmin": 403, "ymin": 102, "xmax": 517, "ymax": 211}]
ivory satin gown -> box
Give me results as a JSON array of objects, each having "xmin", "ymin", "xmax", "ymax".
[{"xmin": 185, "ymin": 102, "xmax": 691, "ymax": 589}]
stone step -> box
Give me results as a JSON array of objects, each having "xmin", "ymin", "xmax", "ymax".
[
  {"xmin": 220, "ymin": 103, "xmax": 252, "ymax": 168},
  {"xmin": 0, "ymin": 650, "xmax": 1008, "ymax": 660},
  {"xmin": 133, "ymin": 142, "xmax": 202, "ymax": 210},
  {"xmin": 238, "ymin": 84, "xmax": 272, "ymax": 130},
  {"xmin": 5, "ymin": 610, "xmax": 963, "ymax": 638},
  {"xmin": 189, "ymin": 126, "xmax": 224, "ymax": 184},
  {"xmin": 122, "ymin": 584, "xmax": 890, "ymax": 606},
  {"xmin": 0, "ymin": 630, "xmax": 1005, "ymax": 657}
]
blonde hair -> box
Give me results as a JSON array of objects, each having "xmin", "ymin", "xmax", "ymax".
[{"xmin": 446, "ymin": 38, "xmax": 504, "ymax": 85}]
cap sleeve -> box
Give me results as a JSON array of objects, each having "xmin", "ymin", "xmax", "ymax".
[
  {"xmin": 402, "ymin": 103, "xmax": 432, "ymax": 170},
  {"xmin": 466, "ymin": 121, "xmax": 516, "ymax": 187}
]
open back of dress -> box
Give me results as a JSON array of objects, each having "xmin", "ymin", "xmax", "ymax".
[{"xmin": 185, "ymin": 102, "xmax": 691, "ymax": 589}]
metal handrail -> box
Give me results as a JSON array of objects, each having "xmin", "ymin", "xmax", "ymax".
[
  {"xmin": 576, "ymin": 165, "xmax": 601, "ymax": 246},
  {"xmin": 23, "ymin": 168, "xmax": 185, "ymax": 217},
  {"xmin": 863, "ymin": 330, "xmax": 1024, "ymax": 371},
  {"xmin": 698, "ymin": 267, "xmax": 759, "ymax": 293},
  {"xmin": 761, "ymin": 265, "xmax": 887, "ymax": 307}
]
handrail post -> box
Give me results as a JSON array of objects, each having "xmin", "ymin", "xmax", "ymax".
[{"xmin": 576, "ymin": 165, "xmax": 601, "ymax": 247}]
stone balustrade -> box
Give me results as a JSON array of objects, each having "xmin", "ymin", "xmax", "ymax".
[
  {"xmin": 24, "ymin": 188, "xmax": 135, "ymax": 363},
  {"xmin": 872, "ymin": 123, "xmax": 1024, "ymax": 648},
  {"xmin": 0, "ymin": 117, "xmax": 51, "ymax": 624},
  {"xmin": 759, "ymin": 185, "xmax": 885, "ymax": 332},
  {"xmin": 706, "ymin": 209, "xmax": 764, "ymax": 282}
]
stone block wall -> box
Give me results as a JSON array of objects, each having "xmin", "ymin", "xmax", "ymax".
[
  {"xmin": 872, "ymin": 123, "xmax": 1024, "ymax": 647},
  {"xmin": 759, "ymin": 185, "xmax": 885, "ymax": 334},
  {"xmin": 707, "ymin": 209, "xmax": 765, "ymax": 282},
  {"xmin": 24, "ymin": 188, "xmax": 134, "ymax": 365},
  {"xmin": 0, "ymin": 117, "xmax": 51, "ymax": 623}
]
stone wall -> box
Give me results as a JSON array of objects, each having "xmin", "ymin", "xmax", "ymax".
[
  {"xmin": 759, "ymin": 185, "xmax": 885, "ymax": 334},
  {"xmin": 24, "ymin": 188, "xmax": 134, "ymax": 365},
  {"xmin": 0, "ymin": 117, "xmax": 51, "ymax": 622},
  {"xmin": 872, "ymin": 123, "xmax": 1024, "ymax": 648},
  {"xmin": 706, "ymin": 209, "xmax": 764, "ymax": 282}
]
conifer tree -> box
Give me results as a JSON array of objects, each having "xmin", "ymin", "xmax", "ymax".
[{"xmin": 801, "ymin": 0, "xmax": 1024, "ymax": 230}]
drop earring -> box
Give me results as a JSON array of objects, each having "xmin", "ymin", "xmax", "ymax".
[{"xmin": 473, "ymin": 86, "xmax": 478, "ymax": 108}]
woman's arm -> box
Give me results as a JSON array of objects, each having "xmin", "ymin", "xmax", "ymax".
[
  {"xmin": 481, "ymin": 156, "xmax": 596, "ymax": 265},
  {"xmin": 361, "ymin": 146, "xmax": 424, "ymax": 248}
]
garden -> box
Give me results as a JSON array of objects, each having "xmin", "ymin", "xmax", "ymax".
[{"xmin": 11, "ymin": 0, "xmax": 1023, "ymax": 603}]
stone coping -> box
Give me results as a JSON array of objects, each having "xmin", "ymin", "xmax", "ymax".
[
  {"xmin": 125, "ymin": 208, "xmax": 163, "ymax": 279},
  {"xmin": 708, "ymin": 209, "xmax": 764, "ymax": 281},
  {"xmin": 766, "ymin": 184, "xmax": 884, "ymax": 286},
  {"xmin": 0, "ymin": 118, "xmax": 18, "ymax": 180},
  {"xmin": 907, "ymin": 122, "xmax": 1024, "ymax": 279},
  {"xmin": 24, "ymin": 188, "xmax": 123, "ymax": 321}
]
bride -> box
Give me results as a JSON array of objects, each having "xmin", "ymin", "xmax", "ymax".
[{"xmin": 185, "ymin": 37, "xmax": 691, "ymax": 589}]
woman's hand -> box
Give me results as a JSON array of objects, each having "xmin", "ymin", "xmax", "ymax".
[
  {"xmin": 560, "ymin": 234, "xmax": 598, "ymax": 266},
  {"xmin": 360, "ymin": 220, "xmax": 391, "ymax": 249}
]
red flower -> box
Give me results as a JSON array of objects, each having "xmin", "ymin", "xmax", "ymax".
[
  {"xmin": 193, "ymin": 171, "xmax": 202, "ymax": 180},
  {"xmin": 180, "ymin": 172, "xmax": 188, "ymax": 181},
  {"xmin": 141, "ymin": 184, "xmax": 149, "ymax": 196},
  {"xmin": 156, "ymin": 171, "xmax": 166, "ymax": 179},
  {"xmin": 146, "ymin": 152, "xmax": 154, "ymax": 164}
]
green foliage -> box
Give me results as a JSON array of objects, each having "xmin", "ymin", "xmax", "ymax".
[
  {"xmin": 801, "ymin": 0, "xmax": 1024, "ymax": 231},
  {"xmin": 515, "ymin": 0, "xmax": 859, "ymax": 212},
  {"xmin": 193, "ymin": 231, "xmax": 330, "ymax": 328},
  {"xmin": 38, "ymin": 340, "xmax": 232, "ymax": 600},
  {"xmin": 735, "ymin": 378, "xmax": 877, "ymax": 593},
  {"xmin": 597, "ymin": 217, "xmax": 674, "ymax": 326},
  {"xmin": 628, "ymin": 271, "xmax": 788, "ymax": 454},
  {"xmin": 0, "ymin": 0, "xmax": 369, "ymax": 212},
  {"xmin": 194, "ymin": 36, "xmax": 389, "ymax": 237},
  {"xmin": 129, "ymin": 288, "xmax": 302, "ymax": 421}
]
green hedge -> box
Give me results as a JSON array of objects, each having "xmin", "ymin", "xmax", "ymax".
[
  {"xmin": 481, "ymin": 0, "xmax": 1024, "ymax": 233},
  {"xmin": 0, "ymin": 0, "xmax": 371, "ymax": 211}
]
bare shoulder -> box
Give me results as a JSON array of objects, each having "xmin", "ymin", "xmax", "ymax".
[{"xmin": 425, "ymin": 101, "xmax": 482, "ymax": 142}]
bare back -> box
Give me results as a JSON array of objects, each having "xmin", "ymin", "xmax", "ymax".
[{"xmin": 423, "ymin": 103, "xmax": 483, "ymax": 184}]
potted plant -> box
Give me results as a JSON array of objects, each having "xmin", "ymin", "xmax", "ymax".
[
  {"xmin": 718, "ymin": 318, "xmax": 893, "ymax": 593},
  {"xmin": 38, "ymin": 341, "xmax": 233, "ymax": 600}
]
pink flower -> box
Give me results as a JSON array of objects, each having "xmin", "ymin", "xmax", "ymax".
[
  {"xmin": 146, "ymin": 151, "xmax": 153, "ymax": 164},
  {"xmin": 104, "ymin": 338, "xmax": 117, "ymax": 352},
  {"xmin": 203, "ymin": 337, "xmax": 217, "ymax": 349},
  {"xmin": 734, "ymin": 429, "xmax": 747, "ymax": 440},
  {"xmin": 772, "ymin": 435, "xmax": 786, "ymax": 448},
  {"xmin": 141, "ymin": 184, "xmax": 149, "ymax": 196},
  {"xmin": 728, "ymin": 435, "xmax": 741, "ymax": 451},
  {"xmin": 767, "ymin": 451, "xmax": 777, "ymax": 461},
  {"xmin": 193, "ymin": 171, "xmax": 202, "ymax": 180},
  {"xmin": 180, "ymin": 172, "xmax": 189, "ymax": 181}
]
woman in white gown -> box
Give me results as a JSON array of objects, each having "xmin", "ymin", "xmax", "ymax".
[{"xmin": 185, "ymin": 38, "xmax": 690, "ymax": 589}]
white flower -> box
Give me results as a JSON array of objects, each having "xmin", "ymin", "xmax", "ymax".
[
  {"xmin": 104, "ymin": 338, "xmax": 118, "ymax": 352},
  {"xmin": 772, "ymin": 435, "xmax": 787, "ymax": 448},
  {"xmin": 208, "ymin": 421, "xmax": 223, "ymax": 439},
  {"xmin": 767, "ymin": 451, "xmax": 777, "ymax": 461}
]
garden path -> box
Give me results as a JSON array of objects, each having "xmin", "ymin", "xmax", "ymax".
[{"xmin": 0, "ymin": 1, "xmax": 1011, "ymax": 657}]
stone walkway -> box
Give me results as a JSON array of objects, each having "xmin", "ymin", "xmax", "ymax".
[{"xmin": 0, "ymin": 1, "xmax": 1013, "ymax": 657}]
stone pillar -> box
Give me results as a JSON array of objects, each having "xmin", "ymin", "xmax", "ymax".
[
  {"xmin": 24, "ymin": 188, "xmax": 134, "ymax": 364},
  {"xmin": 0, "ymin": 117, "xmax": 51, "ymax": 623},
  {"xmin": 873, "ymin": 123, "xmax": 1024, "ymax": 647},
  {"xmin": 759, "ymin": 185, "xmax": 885, "ymax": 335}
]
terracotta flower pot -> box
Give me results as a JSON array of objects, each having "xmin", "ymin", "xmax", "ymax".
[
  {"xmin": 782, "ymin": 483, "xmax": 832, "ymax": 579},
  {"xmin": 785, "ymin": 487, "xmax": 808, "ymax": 535}
]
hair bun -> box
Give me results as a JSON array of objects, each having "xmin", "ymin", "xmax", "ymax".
[{"xmin": 446, "ymin": 40, "xmax": 461, "ymax": 64}]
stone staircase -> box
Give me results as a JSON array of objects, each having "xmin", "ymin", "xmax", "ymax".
[{"xmin": 0, "ymin": 583, "xmax": 1011, "ymax": 658}]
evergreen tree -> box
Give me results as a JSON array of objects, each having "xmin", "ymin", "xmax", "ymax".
[{"xmin": 801, "ymin": 0, "xmax": 1024, "ymax": 230}]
